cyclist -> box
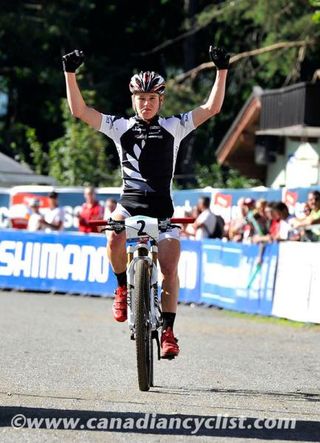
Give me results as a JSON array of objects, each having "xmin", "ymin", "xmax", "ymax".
[{"xmin": 62, "ymin": 47, "xmax": 229, "ymax": 358}]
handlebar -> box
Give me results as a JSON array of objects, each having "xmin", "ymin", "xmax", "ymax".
[{"xmin": 88, "ymin": 217, "xmax": 195, "ymax": 227}]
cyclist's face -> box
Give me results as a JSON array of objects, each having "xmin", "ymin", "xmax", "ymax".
[{"xmin": 133, "ymin": 93, "xmax": 163, "ymax": 120}]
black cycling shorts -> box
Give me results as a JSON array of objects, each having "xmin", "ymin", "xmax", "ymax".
[{"xmin": 119, "ymin": 193, "xmax": 174, "ymax": 219}]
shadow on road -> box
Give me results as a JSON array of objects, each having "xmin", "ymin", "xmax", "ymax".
[
  {"xmin": 0, "ymin": 405, "xmax": 319, "ymax": 440},
  {"xmin": 152, "ymin": 385, "xmax": 320, "ymax": 403}
]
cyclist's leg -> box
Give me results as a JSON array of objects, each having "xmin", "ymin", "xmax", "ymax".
[
  {"xmin": 106, "ymin": 204, "xmax": 129, "ymax": 322},
  {"xmin": 158, "ymin": 237, "xmax": 180, "ymax": 312},
  {"xmin": 158, "ymin": 236, "xmax": 180, "ymax": 357},
  {"xmin": 106, "ymin": 204, "xmax": 129, "ymax": 274}
]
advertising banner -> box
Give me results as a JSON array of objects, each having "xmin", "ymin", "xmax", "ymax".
[
  {"xmin": 0, "ymin": 230, "xmax": 202, "ymax": 302},
  {"xmin": 178, "ymin": 239, "xmax": 202, "ymax": 303},
  {"xmin": 0, "ymin": 230, "xmax": 116, "ymax": 296},
  {"xmin": 0, "ymin": 189, "xmax": 10, "ymax": 229},
  {"xmin": 200, "ymin": 240, "xmax": 278, "ymax": 315},
  {"xmin": 272, "ymin": 242, "xmax": 320, "ymax": 323}
]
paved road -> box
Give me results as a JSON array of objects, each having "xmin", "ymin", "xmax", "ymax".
[{"xmin": 0, "ymin": 291, "xmax": 319, "ymax": 442}]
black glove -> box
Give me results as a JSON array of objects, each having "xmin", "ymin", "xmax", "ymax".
[
  {"xmin": 209, "ymin": 46, "xmax": 230, "ymax": 70},
  {"xmin": 62, "ymin": 49, "xmax": 84, "ymax": 73}
]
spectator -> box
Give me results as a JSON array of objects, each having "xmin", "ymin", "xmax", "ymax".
[
  {"xmin": 307, "ymin": 191, "xmax": 320, "ymax": 223},
  {"xmin": 228, "ymin": 197, "xmax": 255, "ymax": 242},
  {"xmin": 264, "ymin": 201, "xmax": 274, "ymax": 233},
  {"xmin": 252, "ymin": 201, "xmax": 275, "ymax": 244},
  {"xmin": 27, "ymin": 199, "xmax": 43, "ymax": 232},
  {"xmin": 271, "ymin": 202, "xmax": 291, "ymax": 241},
  {"xmin": 193, "ymin": 196, "xmax": 222, "ymax": 240},
  {"xmin": 253, "ymin": 201, "xmax": 292, "ymax": 243},
  {"xmin": 40, "ymin": 191, "xmax": 64, "ymax": 232},
  {"xmin": 8, "ymin": 203, "xmax": 30, "ymax": 229},
  {"xmin": 292, "ymin": 191, "xmax": 320, "ymax": 227},
  {"xmin": 104, "ymin": 197, "xmax": 118, "ymax": 219},
  {"xmin": 302, "ymin": 202, "xmax": 312, "ymax": 217},
  {"xmin": 291, "ymin": 191, "xmax": 320, "ymax": 241},
  {"xmin": 180, "ymin": 206, "xmax": 199, "ymax": 239},
  {"xmin": 78, "ymin": 186, "xmax": 104, "ymax": 233},
  {"xmin": 251, "ymin": 199, "xmax": 268, "ymax": 235}
]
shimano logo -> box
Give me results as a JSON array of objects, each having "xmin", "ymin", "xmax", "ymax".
[{"xmin": 0, "ymin": 240, "xmax": 109, "ymax": 282}]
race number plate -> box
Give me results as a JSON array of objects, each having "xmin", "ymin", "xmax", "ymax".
[{"xmin": 125, "ymin": 215, "xmax": 159, "ymax": 240}]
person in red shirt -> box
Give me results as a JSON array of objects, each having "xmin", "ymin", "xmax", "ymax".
[{"xmin": 78, "ymin": 186, "xmax": 103, "ymax": 233}]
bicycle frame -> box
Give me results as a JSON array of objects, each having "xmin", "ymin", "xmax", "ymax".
[
  {"xmin": 89, "ymin": 214, "xmax": 194, "ymax": 390},
  {"xmin": 126, "ymin": 239, "xmax": 162, "ymax": 338}
]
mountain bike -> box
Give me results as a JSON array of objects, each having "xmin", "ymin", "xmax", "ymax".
[{"xmin": 90, "ymin": 215, "xmax": 194, "ymax": 391}]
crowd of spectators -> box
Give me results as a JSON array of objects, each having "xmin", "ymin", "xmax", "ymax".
[
  {"xmin": 182, "ymin": 190, "xmax": 320, "ymax": 243},
  {"xmin": 7, "ymin": 187, "xmax": 320, "ymax": 242},
  {"xmin": 15, "ymin": 187, "xmax": 118, "ymax": 234},
  {"xmin": 27, "ymin": 191, "xmax": 64, "ymax": 232}
]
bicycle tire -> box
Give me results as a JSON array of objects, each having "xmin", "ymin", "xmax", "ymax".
[{"xmin": 134, "ymin": 258, "xmax": 152, "ymax": 391}]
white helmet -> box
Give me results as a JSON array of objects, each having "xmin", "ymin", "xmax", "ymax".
[{"xmin": 129, "ymin": 71, "xmax": 165, "ymax": 95}]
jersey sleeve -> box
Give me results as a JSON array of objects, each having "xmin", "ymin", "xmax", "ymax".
[
  {"xmin": 161, "ymin": 111, "xmax": 196, "ymax": 143},
  {"xmin": 99, "ymin": 114, "xmax": 129, "ymax": 140}
]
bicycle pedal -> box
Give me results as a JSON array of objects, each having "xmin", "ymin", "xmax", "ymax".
[
  {"xmin": 152, "ymin": 330, "xmax": 161, "ymax": 360},
  {"xmin": 161, "ymin": 355, "xmax": 175, "ymax": 360}
]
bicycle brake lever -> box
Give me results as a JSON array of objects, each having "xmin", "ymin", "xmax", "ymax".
[{"xmin": 102, "ymin": 226, "xmax": 125, "ymax": 234}]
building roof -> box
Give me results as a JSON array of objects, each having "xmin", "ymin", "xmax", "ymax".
[
  {"xmin": 216, "ymin": 88, "xmax": 262, "ymax": 165},
  {"xmin": 0, "ymin": 152, "xmax": 56, "ymax": 186},
  {"xmin": 256, "ymin": 125, "xmax": 320, "ymax": 138},
  {"xmin": 215, "ymin": 82, "xmax": 320, "ymax": 182}
]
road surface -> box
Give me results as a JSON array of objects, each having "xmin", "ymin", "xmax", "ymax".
[{"xmin": 0, "ymin": 291, "xmax": 319, "ymax": 442}]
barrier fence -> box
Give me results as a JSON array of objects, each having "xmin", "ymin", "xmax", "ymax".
[{"xmin": 1, "ymin": 230, "xmax": 318, "ymax": 323}]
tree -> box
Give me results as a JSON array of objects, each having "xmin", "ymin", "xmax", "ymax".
[
  {"xmin": 194, "ymin": 163, "xmax": 261, "ymax": 189},
  {"xmin": 1, "ymin": 0, "xmax": 319, "ymax": 188},
  {"xmin": 48, "ymin": 92, "xmax": 120, "ymax": 186},
  {"xmin": 310, "ymin": 0, "xmax": 320, "ymax": 23}
]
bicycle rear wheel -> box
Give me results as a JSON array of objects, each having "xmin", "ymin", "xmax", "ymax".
[{"xmin": 134, "ymin": 258, "xmax": 153, "ymax": 391}]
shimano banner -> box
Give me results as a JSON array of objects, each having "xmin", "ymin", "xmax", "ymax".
[
  {"xmin": 0, "ymin": 231, "xmax": 203, "ymax": 301},
  {"xmin": 0, "ymin": 231, "xmax": 278, "ymax": 317},
  {"xmin": 201, "ymin": 240, "xmax": 278, "ymax": 315},
  {"xmin": 0, "ymin": 230, "xmax": 116, "ymax": 295}
]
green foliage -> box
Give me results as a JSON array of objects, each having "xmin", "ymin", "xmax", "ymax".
[
  {"xmin": 48, "ymin": 94, "xmax": 120, "ymax": 186},
  {"xmin": 162, "ymin": 80, "xmax": 202, "ymax": 115},
  {"xmin": 224, "ymin": 168, "xmax": 261, "ymax": 189},
  {"xmin": 26, "ymin": 127, "xmax": 47, "ymax": 175},
  {"xmin": 195, "ymin": 163, "xmax": 261, "ymax": 189},
  {"xmin": 0, "ymin": 0, "xmax": 319, "ymax": 188},
  {"xmin": 310, "ymin": 0, "xmax": 320, "ymax": 23},
  {"xmin": 313, "ymin": 11, "xmax": 320, "ymax": 22}
]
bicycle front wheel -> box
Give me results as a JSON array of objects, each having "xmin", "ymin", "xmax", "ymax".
[{"xmin": 134, "ymin": 258, "xmax": 152, "ymax": 391}]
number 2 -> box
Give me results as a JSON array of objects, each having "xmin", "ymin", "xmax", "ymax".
[{"xmin": 137, "ymin": 220, "xmax": 147, "ymax": 236}]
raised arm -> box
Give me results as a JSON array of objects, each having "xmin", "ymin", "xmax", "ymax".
[
  {"xmin": 62, "ymin": 50, "xmax": 102, "ymax": 130},
  {"xmin": 192, "ymin": 46, "xmax": 229, "ymax": 128}
]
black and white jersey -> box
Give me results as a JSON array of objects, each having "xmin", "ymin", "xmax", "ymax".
[{"xmin": 99, "ymin": 112, "xmax": 195, "ymax": 217}]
